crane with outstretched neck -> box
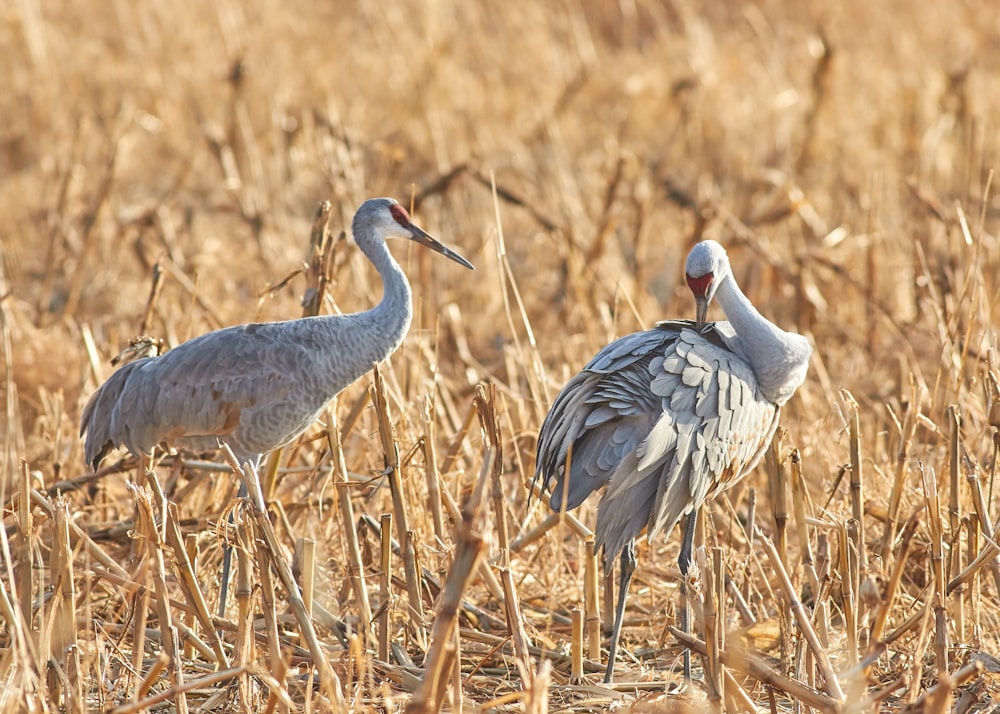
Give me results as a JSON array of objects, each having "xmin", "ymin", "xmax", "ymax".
[{"xmin": 81, "ymin": 197, "xmax": 474, "ymax": 613}]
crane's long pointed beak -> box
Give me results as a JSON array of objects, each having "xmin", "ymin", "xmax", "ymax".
[
  {"xmin": 408, "ymin": 224, "xmax": 475, "ymax": 270},
  {"xmin": 695, "ymin": 295, "xmax": 708, "ymax": 329}
]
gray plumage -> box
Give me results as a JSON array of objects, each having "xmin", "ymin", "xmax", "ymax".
[
  {"xmin": 533, "ymin": 239, "xmax": 811, "ymax": 681},
  {"xmin": 537, "ymin": 320, "xmax": 781, "ymax": 563},
  {"xmin": 81, "ymin": 197, "xmax": 474, "ymax": 470}
]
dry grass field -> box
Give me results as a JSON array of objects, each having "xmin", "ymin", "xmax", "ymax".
[{"xmin": 2, "ymin": 0, "xmax": 1000, "ymax": 711}]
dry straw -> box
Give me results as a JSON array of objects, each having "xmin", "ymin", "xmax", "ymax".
[{"xmin": 4, "ymin": 1, "xmax": 1000, "ymax": 711}]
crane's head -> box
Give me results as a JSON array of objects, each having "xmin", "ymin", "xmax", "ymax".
[
  {"xmin": 354, "ymin": 198, "xmax": 474, "ymax": 270},
  {"xmin": 685, "ymin": 240, "xmax": 730, "ymax": 328}
]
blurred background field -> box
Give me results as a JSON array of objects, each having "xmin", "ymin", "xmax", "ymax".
[{"xmin": 2, "ymin": 0, "xmax": 999, "ymax": 711}]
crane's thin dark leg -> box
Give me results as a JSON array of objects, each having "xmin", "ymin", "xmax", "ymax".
[
  {"xmin": 678, "ymin": 509, "xmax": 698, "ymax": 682},
  {"xmin": 604, "ymin": 540, "xmax": 636, "ymax": 683},
  {"xmin": 217, "ymin": 481, "xmax": 249, "ymax": 618}
]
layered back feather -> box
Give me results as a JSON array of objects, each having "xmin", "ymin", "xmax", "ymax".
[
  {"xmin": 80, "ymin": 312, "xmax": 410, "ymax": 471},
  {"xmin": 534, "ymin": 320, "xmax": 782, "ymax": 568}
]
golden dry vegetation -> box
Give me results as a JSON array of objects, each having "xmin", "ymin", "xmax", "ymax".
[{"xmin": 2, "ymin": 0, "xmax": 1000, "ymax": 711}]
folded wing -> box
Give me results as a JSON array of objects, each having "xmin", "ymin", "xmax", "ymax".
[{"xmin": 534, "ymin": 320, "xmax": 779, "ymax": 567}]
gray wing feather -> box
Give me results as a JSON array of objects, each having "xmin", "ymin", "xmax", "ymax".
[
  {"xmin": 82, "ymin": 321, "xmax": 333, "ymax": 468},
  {"xmin": 565, "ymin": 324, "xmax": 781, "ymax": 567},
  {"xmin": 533, "ymin": 324, "xmax": 690, "ymax": 511},
  {"xmin": 81, "ymin": 358, "xmax": 149, "ymax": 469}
]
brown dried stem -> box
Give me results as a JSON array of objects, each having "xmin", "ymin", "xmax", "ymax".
[
  {"xmin": 379, "ymin": 512, "xmax": 392, "ymax": 663},
  {"xmin": 570, "ymin": 608, "xmax": 583, "ymax": 684},
  {"xmin": 109, "ymin": 666, "xmax": 287, "ymax": 714},
  {"xmin": 51, "ymin": 497, "xmax": 83, "ymax": 709},
  {"xmin": 883, "ymin": 535, "xmax": 1000, "ymax": 644},
  {"xmin": 131, "ymin": 479, "xmax": 188, "ymax": 714},
  {"xmin": 422, "ymin": 398, "xmax": 446, "ymax": 543},
  {"xmin": 757, "ymin": 529, "xmax": 845, "ymax": 702},
  {"xmin": 869, "ymin": 512, "xmax": 920, "ymax": 646},
  {"xmin": 789, "ymin": 447, "xmax": 823, "ymax": 645},
  {"xmin": 583, "ymin": 535, "xmax": 601, "ymax": 661},
  {"xmin": 300, "ymin": 200, "xmax": 334, "ymax": 318},
  {"xmin": 138, "ymin": 263, "xmax": 165, "ymax": 336},
  {"xmin": 405, "ymin": 438, "xmax": 494, "ymax": 713},
  {"xmin": 948, "ymin": 405, "xmax": 965, "ymax": 642},
  {"xmin": 767, "ymin": 429, "xmax": 789, "ymax": 568},
  {"xmin": 910, "ymin": 660, "xmax": 984, "ymax": 712},
  {"xmin": 919, "ymin": 463, "xmax": 949, "ymax": 674},
  {"xmin": 223, "ymin": 447, "xmax": 346, "ymax": 709},
  {"xmin": 234, "ymin": 516, "xmax": 255, "ymax": 709},
  {"xmin": 882, "ymin": 378, "xmax": 919, "ymax": 563},
  {"xmin": 841, "ymin": 391, "xmax": 866, "ymax": 577},
  {"xmin": 437, "ymin": 473, "xmax": 505, "ymax": 601},
  {"xmin": 963, "ymin": 442, "xmax": 1000, "ymax": 594},
  {"xmin": 371, "ymin": 364, "xmax": 426, "ymax": 647},
  {"xmin": 671, "ymin": 627, "xmax": 842, "ymax": 713},
  {"xmin": 17, "ymin": 461, "xmax": 33, "ymax": 630},
  {"xmin": 328, "ymin": 406, "xmax": 373, "ymax": 644},
  {"xmin": 701, "ymin": 547, "xmax": 723, "ymax": 708},
  {"xmin": 482, "ymin": 384, "xmax": 533, "ymax": 684},
  {"xmin": 837, "ymin": 520, "xmax": 859, "ymax": 666},
  {"xmin": 164, "ymin": 502, "xmax": 229, "ymax": 665},
  {"xmin": 257, "ymin": 533, "xmax": 285, "ymax": 687}
]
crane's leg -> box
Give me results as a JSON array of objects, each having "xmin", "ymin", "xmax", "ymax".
[
  {"xmin": 678, "ymin": 509, "xmax": 698, "ymax": 682},
  {"xmin": 604, "ymin": 540, "xmax": 637, "ymax": 683},
  {"xmin": 217, "ymin": 481, "xmax": 249, "ymax": 617}
]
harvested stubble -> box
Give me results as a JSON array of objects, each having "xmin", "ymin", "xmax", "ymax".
[{"xmin": 3, "ymin": 1, "xmax": 1000, "ymax": 712}]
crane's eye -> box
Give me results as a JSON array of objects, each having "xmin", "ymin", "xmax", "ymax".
[{"xmin": 389, "ymin": 204, "xmax": 410, "ymax": 226}]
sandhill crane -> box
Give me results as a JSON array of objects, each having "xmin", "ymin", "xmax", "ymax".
[
  {"xmin": 81, "ymin": 197, "xmax": 474, "ymax": 609},
  {"xmin": 534, "ymin": 239, "xmax": 811, "ymax": 683}
]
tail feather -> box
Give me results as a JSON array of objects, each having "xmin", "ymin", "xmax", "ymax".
[{"xmin": 80, "ymin": 360, "xmax": 145, "ymax": 470}]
